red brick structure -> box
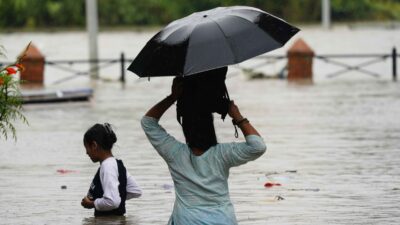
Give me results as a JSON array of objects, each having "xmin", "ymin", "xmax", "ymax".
[
  {"xmin": 20, "ymin": 43, "xmax": 45, "ymax": 84},
  {"xmin": 287, "ymin": 38, "xmax": 314, "ymax": 82}
]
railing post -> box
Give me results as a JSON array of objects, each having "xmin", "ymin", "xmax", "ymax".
[
  {"xmin": 20, "ymin": 43, "xmax": 45, "ymax": 85},
  {"xmin": 287, "ymin": 38, "xmax": 314, "ymax": 84},
  {"xmin": 393, "ymin": 47, "xmax": 397, "ymax": 82},
  {"xmin": 120, "ymin": 52, "xmax": 125, "ymax": 83}
]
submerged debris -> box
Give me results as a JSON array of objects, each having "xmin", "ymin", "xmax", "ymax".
[
  {"xmin": 288, "ymin": 188, "xmax": 320, "ymax": 192},
  {"xmin": 162, "ymin": 184, "xmax": 174, "ymax": 191},
  {"xmin": 264, "ymin": 182, "xmax": 282, "ymax": 188},
  {"xmin": 264, "ymin": 170, "xmax": 298, "ymax": 177},
  {"xmin": 57, "ymin": 169, "xmax": 78, "ymax": 174},
  {"xmin": 264, "ymin": 172, "xmax": 279, "ymax": 176}
]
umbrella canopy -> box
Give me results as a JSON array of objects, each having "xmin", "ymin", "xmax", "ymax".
[{"xmin": 128, "ymin": 6, "xmax": 299, "ymax": 77}]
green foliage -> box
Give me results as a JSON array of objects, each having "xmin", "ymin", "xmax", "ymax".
[
  {"xmin": 0, "ymin": 0, "xmax": 399, "ymax": 29},
  {"xmin": 0, "ymin": 44, "xmax": 29, "ymax": 141},
  {"xmin": 0, "ymin": 76, "xmax": 27, "ymax": 141},
  {"xmin": 331, "ymin": 0, "xmax": 400, "ymax": 21},
  {"xmin": 0, "ymin": 0, "xmax": 85, "ymax": 28}
]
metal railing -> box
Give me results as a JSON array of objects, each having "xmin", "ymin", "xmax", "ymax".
[
  {"xmin": 248, "ymin": 47, "xmax": 398, "ymax": 81},
  {"xmin": 1, "ymin": 48, "xmax": 399, "ymax": 84},
  {"xmin": 44, "ymin": 53, "xmax": 128, "ymax": 85},
  {"xmin": 316, "ymin": 48, "xmax": 398, "ymax": 81},
  {"xmin": 0, "ymin": 53, "xmax": 128, "ymax": 85}
]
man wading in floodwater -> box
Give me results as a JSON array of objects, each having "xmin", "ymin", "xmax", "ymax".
[{"xmin": 141, "ymin": 68, "xmax": 266, "ymax": 224}]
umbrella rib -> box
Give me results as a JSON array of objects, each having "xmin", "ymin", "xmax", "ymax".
[
  {"xmin": 228, "ymin": 8, "xmax": 283, "ymax": 23},
  {"xmin": 224, "ymin": 14, "xmax": 285, "ymax": 50},
  {"xmin": 224, "ymin": 12, "xmax": 255, "ymax": 24},
  {"xmin": 228, "ymin": 12, "xmax": 299, "ymax": 45},
  {"xmin": 207, "ymin": 17, "xmax": 238, "ymax": 63},
  {"xmin": 161, "ymin": 23, "xmax": 196, "ymax": 44},
  {"xmin": 160, "ymin": 13, "xmax": 209, "ymax": 42}
]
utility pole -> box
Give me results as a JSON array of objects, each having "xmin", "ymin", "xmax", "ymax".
[
  {"xmin": 322, "ymin": 0, "xmax": 331, "ymax": 29},
  {"xmin": 393, "ymin": 47, "xmax": 397, "ymax": 82},
  {"xmin": 85, "ymin": 0, "xmax": 99, "ymax": 79}
]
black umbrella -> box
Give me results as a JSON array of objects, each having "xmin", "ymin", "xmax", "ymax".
[{"xmin": 128, "ymin": 5, "xmax": 299, "ymax": 77}]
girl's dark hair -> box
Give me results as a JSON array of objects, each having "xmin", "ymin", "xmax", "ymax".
[
  {"xmin": 176, "ymin": 67, "xmax": 229, "ymax": 151},
  {"xmin": 177, "ymin": 67, "xmax": 230, "ymax": 123},
  {"xmin": 181, "ymin": 113, "xmax": 217, "ymax": 151},
  {"xmin": 83, "ymin": 123, "xmax": 117, "ymax": 151}
]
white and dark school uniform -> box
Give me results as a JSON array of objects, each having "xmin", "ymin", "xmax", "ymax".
[{"xmin": 88, "ymin": 157, "xmax": 142, "ymax": 216}]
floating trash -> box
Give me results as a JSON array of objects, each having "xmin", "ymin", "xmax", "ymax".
[
  {"xmin": 57, "ymin": 169, "xmax": 78, "ymax": 174},
  {"xmin": 262, "ymin": 195, "xmax": 286, "ymax": 203},
  {"xmin": 285, "ymin": 170, "xmax": 297, "ymax": 173},
  {"xmin": 264, "ymin": 182, "xmax": 282, "ymax": 188},
  {"xmin": 162, "ymin": 184, "xmax": 174, "ymax": 190},
  {"xmin": 61, "ymin": 185, "xmax": 67, "ymax": 189}
]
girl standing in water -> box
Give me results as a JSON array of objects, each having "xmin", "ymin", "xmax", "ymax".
[
  {"xmin": 141, "ymin": 77, "xmax": 266, "ymax": 224},
  {"xmin": 81, "ymin": 123, "xmax": 142, "ymax": 216}
]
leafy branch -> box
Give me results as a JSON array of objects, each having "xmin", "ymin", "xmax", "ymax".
[{"xmin": 0, "ymin": 42, "xmax": 31, "ymax": 141}]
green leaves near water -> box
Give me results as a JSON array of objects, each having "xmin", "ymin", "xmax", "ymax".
[
  {"xmin": 0, "ymin": 75, "xmax": 28, "ymax": 141},
  {"xmin": 0, "ymin": 44, "xmax": 30, "ymax": 141}
]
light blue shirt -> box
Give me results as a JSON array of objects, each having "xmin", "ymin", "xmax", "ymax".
[{"xmin": 141, "ymin": 116, "xmax": 266, "ymax": 225}]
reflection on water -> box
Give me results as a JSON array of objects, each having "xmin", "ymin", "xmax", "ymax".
[
  {"xmin": 82, "ymin": 216, "xmax": 139, "ymax": 225},
  {"xmin": 1, "ymin": 78, "xmax": 399, "ymax": 225}
]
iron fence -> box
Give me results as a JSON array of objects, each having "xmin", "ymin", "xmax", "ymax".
[{"xmin": 1, "ymin": 48, "xmax": 398, "ymax": 84}]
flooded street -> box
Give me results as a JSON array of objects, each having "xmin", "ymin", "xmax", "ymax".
[
  {"xmin": 1, "ymin": 79, "xmax": 399, "ymax": 225},
  {"xmin": 1, "ymin": 26, "xmax": 400, "ymax": 224}
]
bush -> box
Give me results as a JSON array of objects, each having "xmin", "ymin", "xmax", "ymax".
[{"xmin": 0, "ymin": 43, "xmax": 29, "ymax": 141}]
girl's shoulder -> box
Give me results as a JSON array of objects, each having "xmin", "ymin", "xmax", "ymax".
[{"xmin": 100, "ymin": 157, "xmax": 118, "ymax": 171}]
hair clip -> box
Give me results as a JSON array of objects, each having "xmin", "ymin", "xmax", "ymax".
[{"xmin": 103, "ymin": 123, "xmax": 113, "ymax": 134}]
